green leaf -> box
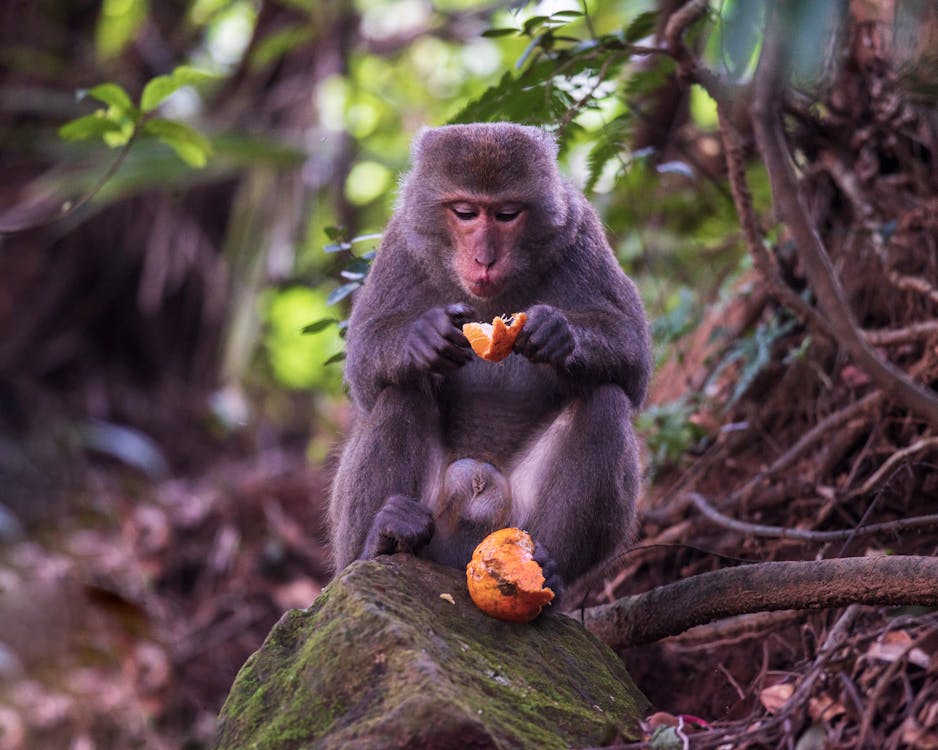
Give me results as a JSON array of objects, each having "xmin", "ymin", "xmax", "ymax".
[
  {"xmin": 142, "ymin": 117, "xmax": 213, "ymax": 167},
  {"xmin": 168, "ymin": 65, "xmax": 216, "ymax": 87},
  {"xmin": 522, "ymin": 15, "xmax": 550, "ymax": 34},
  {"xmin": 102, "ymin": 123, "xmax": 134, "ymax": 147},
  {"xmin": 551, "ymin": 10, "xmax": 583, "ymax": 18},
  {"xmin": 94, "ymin": 0, "xmax": 147, "ymax": 61},
  {"xmin": 140, "ymin": 65, "xmax": 214, "ymax": 113},
  {"xmin": 140, "ymin": 75, "xmax": 177, "ymax": 113},
  {"xmin": 585, "ymin": 112, "xmax": 631, "ymax": 193},
  {"xmin": 324, "ymin": 351, "xmax": 346, "ymax": 366},
  {"xmin": 324, "ymin": 242, "xmax": 352, "ymax": 253},
  {"xmin": 324, "ymin": 225, "xmax": 346, "ymax": 241},
  {"xmin": 85, "ymin": 83, "xmax": 135, "ymax": 114},
  {"xmin": 482, "ymin": 27, "xmax": 519, "ymax": 38},
  {"xmin": 450, "ymin": 60, "xmax": 574, "ymax": 126},
  {"xmin": 327, "ymin": 282, "xmax": 360, "ymax": 306},
  {"xmin": 59, "ymin": 113, "xmax": 124, "ymax": 141},
  {"xmin": 350, "ymin": 232, "xmax": 383, "ymax": 244},
  {"xmin": 341, "ymin": 257, "xmax": 373, "ymax": 279},
  {"xmin": 302, "ymin": 318, "xmax": 339, "ymax": 334},
  {"xmin": 624, "ymin": 10, "xmax": 659, "ymax": 43}
]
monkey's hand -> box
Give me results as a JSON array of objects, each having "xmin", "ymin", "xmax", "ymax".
[
  {"xmin": 406, "ymin": 303, "xmax": 476, "ymax": 374},
  {"xmin": 362, "ymin": 495, "xmax": 435, "ymax": 558},
  {"xmin": 533, "ymin": 541, "xmax": 565, "ymax": 605},
  {"xmin": 514, "ymin": 304, "xmax": 574, "ymax": 368}
]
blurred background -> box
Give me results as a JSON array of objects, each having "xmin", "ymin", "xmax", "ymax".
[{"xmin": 1, "ymin": 0, "xmax": 937, "ymax": 747}]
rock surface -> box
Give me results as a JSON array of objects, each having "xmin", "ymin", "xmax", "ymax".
[{"xmin": 215, "ymin": 555, "xmax": 648, "ymax": 749}]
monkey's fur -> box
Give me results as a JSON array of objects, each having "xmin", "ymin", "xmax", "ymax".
[{"xmin": 329, "ymin": 123, "xmax": 651, "ymax": 594}]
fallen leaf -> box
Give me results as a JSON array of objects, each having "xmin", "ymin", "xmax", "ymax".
[
  {"xmin": 809, "ymin": 694, "xmax": 845, "ymax": 722},
  {"xmin": 867, "ymin": 632, "xmax": 929, "ymax": 668},
  {"xmin": 760, "ymin": 682, "xmax": 794, "ymax": 714},
  {"xmin": 901, "ymin": 717, "xmax": 938, "ymax": 750},
  {"xmin": 439, "ymin": 593, "xmax": 455, "ymax": 604}
]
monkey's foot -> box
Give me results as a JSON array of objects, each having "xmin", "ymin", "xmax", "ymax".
[{"xmin": 363, "ymin": 494, "xmax": 434, "ymax": 558}]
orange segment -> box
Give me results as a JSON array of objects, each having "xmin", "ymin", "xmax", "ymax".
[
  {"xmin": 462, "ymin": 312, "xmax": 527, "ymax": 362},
  {"xmin": 466, "ymin": 527, "xmax": 555, "ymax": 623}
]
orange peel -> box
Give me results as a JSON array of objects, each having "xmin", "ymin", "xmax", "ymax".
[
  {"xmin": 462, "ymin": 312, "xmax": 527, "ymax": 363},
  {"xmin": 466, "ymin": 527, "xmax": 554, "ymax": 623}
]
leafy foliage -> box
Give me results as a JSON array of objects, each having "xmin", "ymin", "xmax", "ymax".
[
  {"xmin": 59, "ymin": 65, "xmax": 216, "ymax": 168},
  {"xmin": 708, "ymin": 313, "xmax": 798, "ymax": 409},
  {"xmin": 303, "ymin": 226, "xmax": 379, "ymax": 358},
  {"xmin": 637, "ymin": 398, "xmax": 705, "ymax": 473}
]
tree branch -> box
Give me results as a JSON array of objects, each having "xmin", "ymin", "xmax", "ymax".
[
  {"xmin": 580, "ymin": 556, "xmax": 938, "ymax": 648},
  {"xmin": 716, "ymin": 102, "xmax": 834, "ymax": 339},
  {"xmin": 688, "ymin": 491, "xmax": 938, "ymax": 542},
  {"xmin": 749, "ymin": 12, "xmax": 938, "ymax": 426}
]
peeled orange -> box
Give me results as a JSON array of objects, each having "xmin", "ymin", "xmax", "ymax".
[
  {"xmin": 462, "ymin": 312, "xmax": 527, "ymax": 363},
  {"xmin": 466, "ymin": 527, "xmax": 554, "ymax": 623}
]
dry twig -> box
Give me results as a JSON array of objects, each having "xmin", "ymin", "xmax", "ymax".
[{"xmin": 687, "ymin": 492, "xmax": 938, "ymax": 542}]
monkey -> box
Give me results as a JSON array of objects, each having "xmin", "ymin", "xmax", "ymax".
[{"xmin": 329, "ymin": 122, "xmax": 651, "ymax": 598}]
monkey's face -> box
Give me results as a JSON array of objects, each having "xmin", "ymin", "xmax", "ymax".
[{"xmin": 444, "ymin": 198, "xmax": 527, "ymax": 299}]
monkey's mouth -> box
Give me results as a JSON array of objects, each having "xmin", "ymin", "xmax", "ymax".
[{"xmin": 466, "ymin": 276, "xmax": 501, "ymax": 298}]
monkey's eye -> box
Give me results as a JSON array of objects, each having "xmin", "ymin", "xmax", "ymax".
[
  {"xmin": 450, "ymin": 206, "xmax": 478, "ymax": 221},
  {"xmin": 494, "ymin": 210, "xmax": 521, "ymax": 223}
]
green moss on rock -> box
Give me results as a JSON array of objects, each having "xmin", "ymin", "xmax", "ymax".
[{"xmin": 215, "ymin": 555, "xmax": 648, "ymax": 749}]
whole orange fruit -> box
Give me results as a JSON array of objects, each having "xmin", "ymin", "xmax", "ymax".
[{"xmin": 466, "ymin": 527, "xmax": 555, "ymax": 623}]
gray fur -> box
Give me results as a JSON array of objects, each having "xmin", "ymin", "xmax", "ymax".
[{"xmin": 329, "ymin": 123, "xmax": 652, "ymax": 588}]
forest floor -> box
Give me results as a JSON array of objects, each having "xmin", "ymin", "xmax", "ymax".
[{"xmin": 2, "ymin": 322, "xmax": 936, "ymax": 750}]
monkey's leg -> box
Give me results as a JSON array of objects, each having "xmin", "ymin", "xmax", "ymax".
[
  {"xmin": 329, "ymin": 386, "xmax": 445, "ymax": 571},
  {"xmin": 423, "ymin": 458, "xmax": 511, "ymax": 567},
  {"xmin": 508, "ymin": 383, "xmax": 639, "ymax": 585}
]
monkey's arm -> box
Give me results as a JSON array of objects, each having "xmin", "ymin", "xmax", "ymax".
[
  {"xmin": 564, "ymin": 281, "xmax": 652, "ymax": 408},
  {"xmin": 516, "ymin": 274, "xmax": 651, "ymax": 408},
  {"xmin": 344, "ymin": 230, "xmax": 474, "ymax": 408},
  {"xmin": 512, "ymin": 195, "xmax": 652, "ymax": 407}
]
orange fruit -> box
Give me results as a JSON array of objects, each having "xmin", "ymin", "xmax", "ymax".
[
  {"xmin": 466, "ymin": 527, "xmax": 555, "ymax": 623},
  {"xmin": 462, "ymin": 312, "xmax": 527, "ymax": 363}
]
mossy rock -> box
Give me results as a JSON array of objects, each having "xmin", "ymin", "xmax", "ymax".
[{"xmin": 215, "ymin": 555, "xmax": 648, "ymax": 749}]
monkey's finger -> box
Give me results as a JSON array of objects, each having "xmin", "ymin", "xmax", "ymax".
[
  {"xmin": 444, "ymin": 342, "xmax": 474, "ymax": 363},
  {"xmin": 533, "ymin": 542, "xmax": 565, "ymax": 602},
  {"xmin": 431, "ymin": 329, "xmax": 473, "ymax": 358},
  {"xmin": 378, "ymin": 495, "xmax": 435, "ymax": 550},
  {"xmin": 441, "ymin": 325, "xmax": 473, "ymax": 349},
  {"xmin": 410, "ymin": 332, "xmax": 470, "ymax": 373},
  {"xmin": 408, "ymin": 336, "xmax": 443, "ymax": 371},
  {"xmin": 420, "ymin": 307, "xmax": 453, "ymax": 332},
  {"xmin": 540, "ymin": 336, "xmax": 575, "ymax": 366},
  {"xmin": 445, "ymin": 303, "xmax": 476, "ymax": 327},
  {"xmin": 516, "ymin": 327, "xmax": 555, "ymax": 362},
  {"xmin": 431, "ymin": 343, "xmax": 473, "ymax": 373}
]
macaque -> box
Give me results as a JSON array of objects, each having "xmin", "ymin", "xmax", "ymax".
[{"xmin": 329, "ymin": 123, "xmax": 651, "ymax": 596}]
